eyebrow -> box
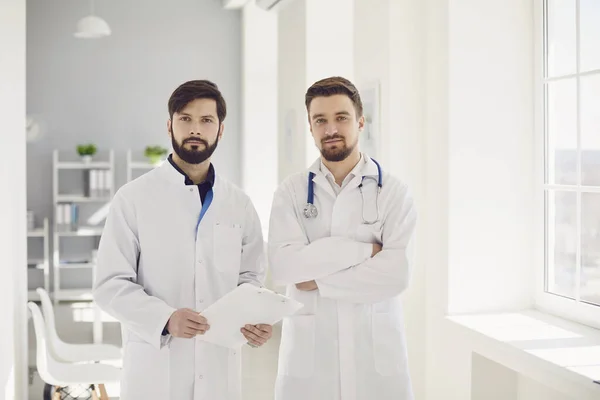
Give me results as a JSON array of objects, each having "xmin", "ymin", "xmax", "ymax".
[
  {"xmin": 178, "ymin": 113, "xmax": 216, "ymax": 119},
  {"xmin": 311, "ymin": 111, "xmax": 352, "ymax": 120}
]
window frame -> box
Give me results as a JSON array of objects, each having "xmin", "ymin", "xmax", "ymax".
[{"xmin": 534, "ymin": 0, "xmax": 600, "ymax": 331}]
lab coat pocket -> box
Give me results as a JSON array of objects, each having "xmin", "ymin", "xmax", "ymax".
[
  {"xmin": 372, "ymin": 313, "xmax": 403, "ymax": 377},
  {"xmin": 213, "ymin": 222, "xmax": 243, "ymax": 273},
  {"xmin": 121, "ymin": 341, "xmax": 169, "ymax": 399},
  {"xmin": 279, "ymin": 315, "xmax": 316, "ymax": 378}
]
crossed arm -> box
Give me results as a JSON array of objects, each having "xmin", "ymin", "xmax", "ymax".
[{"xmin": 267, "ymin": 183, "xmax": 417, "ymax": 304}]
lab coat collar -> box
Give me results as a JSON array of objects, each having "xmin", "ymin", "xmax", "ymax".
[
  {"xmin": 162, "ymin": 153, "xmax": 216, "ymax": 187},
  {"xmin": 308, "ymin": 152, "xmax": 379, "ymax": 178},
  {"xmin": 319, "ymin": 153, "xmax": 364, "ymax": 183},
  {"xmin": 157, "ymin": 155, "xmax": 218, "ymax": 189}
]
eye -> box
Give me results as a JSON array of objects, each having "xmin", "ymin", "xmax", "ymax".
[
  {"xmin": 202, "ymin": 118, "xmax": 213, "ymax": 123},
  {"xmin": 180, "ymin": 116, "xmax": 191, "ymax": 122},
  {"xmin": 337, "ymin": 116, "xmax": 348, "ymax": 121},
  {"xmin": 315, "ymin": 118, "xmax": 326, "ymax": 124}
]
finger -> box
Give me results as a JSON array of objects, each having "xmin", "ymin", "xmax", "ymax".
[
  {"xmin": 256, "ymin": 324, "xmax": 272, "ymax": 334},
  {"xmin": 186, "ymin": 311, "xmax": 208, "ymax": 324},
  {"xmin": 242, "ymin": 328, "xmax": 266, "ymax": 344},
  {"xmin": 184, "ymin": 327, "xmax": 203, "ymax": 336},
  {"xmin": 186, "ymin": 324, "xmax": 209, "ymax": 334},
  {"xmin": 241, "ymin": 328, "xmax": 267, "ymax": 345},
  {"xmin": 186, "ymin": 327, "xmax": 208, "ymax": 336},
  {"xmin": 243, "ymin": 332, "xmax": 262, "ymax": 347},
  {"xmin": 186, "ymin": 320, "xmax": 210, "ymax": 330},
  {"xmin": 244, "ymin": 324, "xmax": 269, "ymax": 339}
]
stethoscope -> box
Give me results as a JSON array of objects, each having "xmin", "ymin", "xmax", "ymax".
[{"xmin": 303, "ymin": 158, "xmax": 383, "ymax": 224}]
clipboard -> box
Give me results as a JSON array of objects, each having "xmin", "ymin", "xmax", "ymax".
[{"xmin": 197, "ymin": 283, "xmax": 303, "ymax": 349}]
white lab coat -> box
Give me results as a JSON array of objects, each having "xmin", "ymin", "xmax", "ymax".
[
  {"xmin": 268, "ymin": 154, "xmax": 417, "ymax": 400},
  {"xmin": 93, "ymin": 161, "xmax": 265, "ymax": 400}
]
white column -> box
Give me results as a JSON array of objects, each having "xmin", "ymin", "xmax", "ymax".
[
  {"xmin": 0, "ymin": 0, "xmax": 27, "ymax": 399},
  {"xmin": 277, "ymin": 0, "xmax": 308, "ymax": 182},
  {"xmin": 241, "ymin": 1, "xmax": 278, "ymax": 234},
  {"xmin": 277, "ymin": 0, "xmax": 355, "ymax": 177}
]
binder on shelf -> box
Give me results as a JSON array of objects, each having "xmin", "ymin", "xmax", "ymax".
[
  {"xmin": 56, "ymin": 203, "xmax": 79, "ymax": 232},
  {"xmin": 85, "ymin": 169, "xmax": 111, "ymax": 198},
  {"xmin": 104, "ymin": 170, "xmax": 112, "ymax": 197}
]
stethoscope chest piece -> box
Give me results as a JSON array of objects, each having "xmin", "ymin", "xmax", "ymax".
[
  {"xmin": 303, "ymin": 158, "xmax": 383, "ymax": 222},
  {"xmin": 303, "ymin": 203, "xmax": 318, "ymax": 219}
]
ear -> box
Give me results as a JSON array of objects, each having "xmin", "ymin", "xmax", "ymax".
[
  {"xmin": 167, "ymin": 119, "xmax": 172, "ymax": 136},
  {"xmin": 218, "ymin": 122, "xmax": 225, "ymax": 140},
  {"xmin": 358, "ymin": 115, "xmax": 365, "ymax": 132},
  {"xmin": 308, "ymin": 116, "xmax": 313, "ymax": 135}
]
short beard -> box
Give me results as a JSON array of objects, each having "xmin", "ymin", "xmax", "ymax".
[
  {"xmin": 171, "ymin": 132, "xmax": 219, "ymax": 165},
  {"xmin": 320, "ymin": 135, "xmax": 357, "ymax": 162}
]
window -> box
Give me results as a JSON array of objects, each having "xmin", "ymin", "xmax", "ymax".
[{"xmin": 538, "ymin": 0, "xmax": 600, "ymax": 328}]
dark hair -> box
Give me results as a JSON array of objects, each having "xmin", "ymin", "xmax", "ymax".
[
  {"xmin": 168, "ymin": 80, "xmax": 227, "ymax": 124},
  {"xmin": 305, "ymin": 76, "xmax": 363, "ymax": 118}
]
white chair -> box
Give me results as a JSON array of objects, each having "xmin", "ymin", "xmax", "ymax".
[
  {"xmin": 28, "ymin": 302, "xmax": 121, "ymax": 399},
  {"xmin": 36, "ymin": 288, "xmax": 122, "ymax": 364}
]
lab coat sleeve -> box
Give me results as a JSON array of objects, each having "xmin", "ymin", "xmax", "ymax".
[
  {"xmin": 268, "ymin": 184, "xmax": 373, "ymax": 286},
  {"xmin": 316, "ymin": 184, "xmax": 417, "ymax": 303},
  {"xmin": 238, "ymin": 198, "xmax": 266, "ymax": 287},
  {"xmin": 93, "ymin": 191, "xmax": 176, "ymax": 350}
]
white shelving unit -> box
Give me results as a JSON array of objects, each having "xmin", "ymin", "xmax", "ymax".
[
  {"xmin": 126, "ymin": 149, "xmax": 163, "ymax": 181},
  {"xmin": 52, "ymin": 150, "xmax": 116, "ymax": 344},
  {"xmin": 27, "ymin": 218, "xmax": 50, "ymax": 301},
  {"xmin": 52, "ymin": 149, "xmax": 115, "ymax": 304}
]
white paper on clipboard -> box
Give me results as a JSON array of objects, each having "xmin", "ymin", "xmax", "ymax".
[{"xmin": 196, "ymin": 283, "xmax": 303, "ymax": 349}]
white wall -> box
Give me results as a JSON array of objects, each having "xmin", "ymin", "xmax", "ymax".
[
  {"xmin": 423, "ymin": 0, "xmax": 561, "ymax": 399},
  {"xmin": 26, "ymin": 0, "xmax": 244, "ymax": 219},
  {"xmin": 0, "ymin": 0, "xmax": 27, "ymax": 398},
  {"xmin": 518, "ymin": 375, "xmax": 574, "ymax": 400},
  {"xmin": 241, "ymin": 1, "xmax": 278, "ymax": 231},
  {"xmin": 446, "ymin": 0, "xmax": 535, "ymax": 315},
  {"xmin": 470, "ymin": 354, "xmax": 575, "ymax": 400}
]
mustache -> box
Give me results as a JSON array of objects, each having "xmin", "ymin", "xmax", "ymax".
[
  {"xmin": 322, "ymin": 135, "xmax": 345, "ymax": 144},
  {"xmin": 183, "ymin": 137, "xmax": 208, "ymax": 146}
]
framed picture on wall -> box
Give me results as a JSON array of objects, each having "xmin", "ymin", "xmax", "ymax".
[{"xmin": 358, "ymin": 80, "xmax": 380, "ymax": 159}]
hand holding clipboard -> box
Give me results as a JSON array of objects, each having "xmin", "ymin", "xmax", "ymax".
[{"xmin": 196, "ymin": 283, "xmax": 303, "ymax": 349}]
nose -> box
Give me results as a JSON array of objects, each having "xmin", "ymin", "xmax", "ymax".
[
  {"xmin": 324, "ymin": 124, "xmax": 338, "ymax": 136},
  {"xmin": 190, "ymin": 121, "xmax": 202, "ymax": 135}
]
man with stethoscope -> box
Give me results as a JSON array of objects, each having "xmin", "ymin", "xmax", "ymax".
[{"xmin": 268, "ymin": 76, "xmax": 417, "ymax": 400}]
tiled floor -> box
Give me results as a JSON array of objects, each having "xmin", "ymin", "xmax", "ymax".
[{"xmin": 27, "ymin": 302, "xmax": 281, "ymax": 400}]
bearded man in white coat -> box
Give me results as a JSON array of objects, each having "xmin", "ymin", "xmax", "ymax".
[
  {"xmin": 93, "ymin": 80, "xmax": 273, "ymax": 400},
  {"xmin": 268, "ymin": 76, "xmax": 417, "ymax": 400}
]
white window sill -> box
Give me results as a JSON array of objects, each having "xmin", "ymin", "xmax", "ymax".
[{"xmin": 446, "ymin": 310, "xmax": 600, "ymax": 400}]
